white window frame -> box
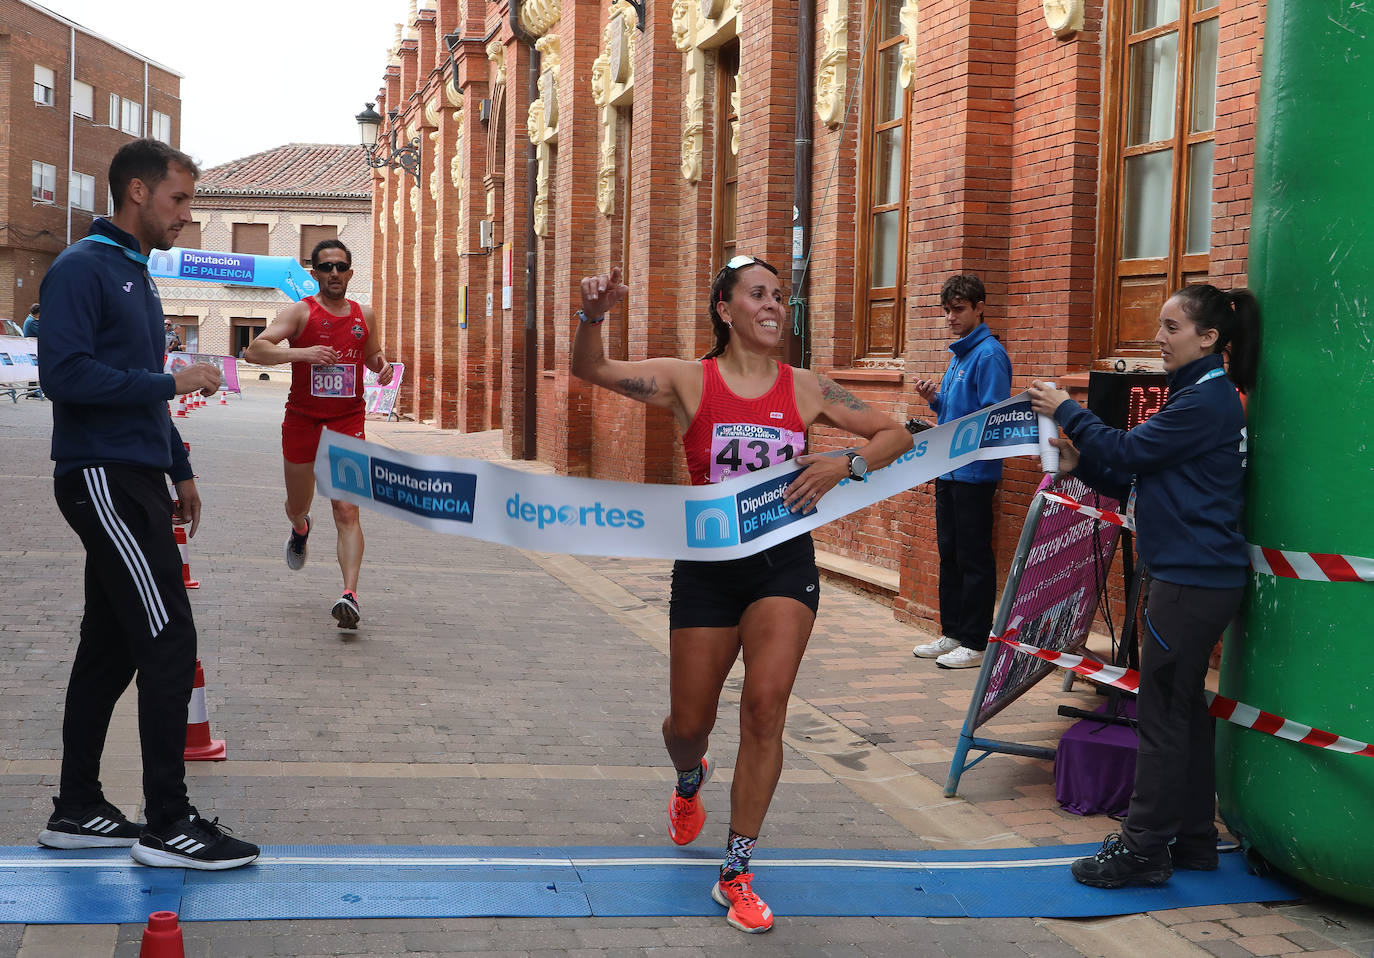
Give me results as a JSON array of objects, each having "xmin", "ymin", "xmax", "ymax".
[
  {"xmin": 121, "ymin": 98, "xmax": 142, "ymax": 136},
  {"xmin": 32, "ymin": 161, "xmax": 57, "ymax": 203},
  {"xmin": 34, "ymin": 65, "xmax": 55, "ymax": 106},
  {"xmin": 152, "ymin": 110, "xmax": 171, "ymax": 143},
  {"xmin": 69, "ymin": 171, "xmax": 96, "ymax": 211},
  {"xmin": 110, "ymin": 93, "xmax": 120, "ymax": 126},
  {"xmin": 72, "ymin": 80, "xmax": 94, "ymax": 118}
]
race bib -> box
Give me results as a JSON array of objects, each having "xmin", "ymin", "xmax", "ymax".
[
  {"xmin": 709, "ymin": 422, "xmax": 804, "ymax": 484},
  {"xmin": 311, "ymin": 364, "xmax": 356, "ymax": 398}
]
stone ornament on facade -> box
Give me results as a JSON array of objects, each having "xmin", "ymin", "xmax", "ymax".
[
  {"xmin": 536, "ymin": 33, "xmax": 560, "ymax": 129},
  {"xmin": 487, "ymin": 40, "xmax": 506, "ymax": 89},
  {"xmin": 816, "ymin": 0, "xmax": 848, "ymax": 127},
  {"xmin": 423, "ymin": 96, "xmax": 443, "ymax": 130},
  {"xmin": 594, "ymin": 1, "xmax": 639, "ymax": 216},
  {"xmin": 898, "ymin": 1, "xmax": 919, "ymax": 88},
  {"xmin": 1042, "ymin": 0, "xmax": 1084, "ymax": 37},
  {"xmin": 451, "ymin": 109, "xmax": 466, "ymax": 256},
  {"xmin": 671, "ymin": 0, "xmax": 740, "ymax": 182},
  {"xmin": 519, "ymin": 0, "xmax": 561, "ymax": 38},
  {"xmin": 607, "ymin": 1, "xmax": 637, "ymax": 85}
]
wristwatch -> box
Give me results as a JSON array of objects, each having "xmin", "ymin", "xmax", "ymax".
[{"xmin": 845, "ymin": 452, "xmax": 868, "ymax": 481}]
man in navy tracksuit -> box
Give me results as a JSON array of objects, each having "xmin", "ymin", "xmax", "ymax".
[
  {"xmin": 911, "ymin": 275, "xmax": 1012, "ymax": 670},
  {"xmin": 37, "ymin": 138, "xmax": 258, "ymax": 870}
]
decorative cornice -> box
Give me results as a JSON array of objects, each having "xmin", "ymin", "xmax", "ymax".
[
  {"xmin": 519, "ymin": 0, "xmax": 562, "ymax": 38},
  {"xmin": 816, "ymin": 0, "xmax": 848, "ymax": 127},
  {"xmin": 486, "ymin": 40, "xmax": 507, "ymax": 88},
  {"xmin": 898, "ymin": 1, "xmax": 919, "ymax": 89}
]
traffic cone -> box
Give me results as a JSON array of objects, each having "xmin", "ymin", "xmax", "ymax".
[
  {"xmin": 174, "ymin": 395, "xmax": 188, "ymax": 418},
  {"xmin": 218, "ymin": 390, "xmax": 228, "ymax": 405},
  {"xmin": 173, "ymin": 525, "xmax": 199, "ymax": 589},
  {"xmin": 184, "ymin": 660, "xmax": 226, "ymax": 761},
  {"xmin": 138, "ymin": 911, "xmax": 184, "ymax": 958}
]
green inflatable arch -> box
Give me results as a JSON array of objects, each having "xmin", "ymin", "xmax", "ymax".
[{"xmin": 1217, "ymin": 0, "xmax": 1374, "ymax": 907}]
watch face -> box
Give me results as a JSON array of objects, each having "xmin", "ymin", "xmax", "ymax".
[{"xmin": 849, "ymin": 453, "xmax": 867, "ymax": 479}]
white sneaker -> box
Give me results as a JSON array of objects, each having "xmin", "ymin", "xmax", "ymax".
[
  {"xmin": 936, "ymin": 645, "xmax": 985, "ymax": 669},
  {"xmin": 913, "ymin": 636, "xmax": 961, "ymax": 659}
]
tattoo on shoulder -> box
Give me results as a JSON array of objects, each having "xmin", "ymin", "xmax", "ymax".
[
  {"xmin": 818, "ymin": 375, "xmax": 867, "ymax": 411},
  {"xmin": 616, "ymin": 376, "xmax": 659, "ymax": 400}
]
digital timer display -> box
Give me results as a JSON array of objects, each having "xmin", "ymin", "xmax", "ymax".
[{"xmin": 1087, "ymin": 371, "xmax": 1170, "ymax": 430}]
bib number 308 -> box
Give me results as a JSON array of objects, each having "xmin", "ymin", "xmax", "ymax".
[{"xmin": 311, "ymin": 364, "xmax": 356, "ymax": 398}]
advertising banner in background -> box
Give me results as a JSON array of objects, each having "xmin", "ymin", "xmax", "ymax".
[
  {"xmin": 364, "ymin": 363, "xmax": 405, "ymax": 418},
  {"xmin": 0, "ymin": 335, "xmax": 39, "ymax": 386},
  {"xmin": 165, "ymin": 352, "xmax": 242, "ymax": 392}
]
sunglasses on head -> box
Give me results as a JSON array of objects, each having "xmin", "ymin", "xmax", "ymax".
[{"xmin": 313, "ymin": 261, "xmax": 351, "ymax": 273}]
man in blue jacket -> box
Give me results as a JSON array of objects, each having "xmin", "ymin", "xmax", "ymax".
[
  {"xmin": 911, "ymin": 274, "xmax": 1012, "ymax": 669},
  {"xmin": 37, "ymin": 138, "xmax": 258, "ymax": 870}
]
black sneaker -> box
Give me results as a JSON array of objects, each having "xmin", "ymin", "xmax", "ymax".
[
  {"xmin": 38, "ymin": 800, "xmax": 143, "ymax": 849},
  {"xmin": 1169, "ymin": 836, "xmax": 1221, "ymax": 871},
  {"xmin": 1071, "ymin": 833, "xmax": 1173, "ymax": 888},
  {"xmin": 331, "ymin": 591, "xmax": 360, "ymax": 629},
  {"xmin": 131, "ymin": 812, "xmax": 259, "ymax": 870},
  {"xmin": 285, "ymin": 516, "xmax": 310, "ymax": 571}
]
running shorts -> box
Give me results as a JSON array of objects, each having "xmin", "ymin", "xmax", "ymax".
[
  {"xmin": 282, "ymin": 405, "xmax": 365, "ymax": 465},
  {"xmin": 669, "ymin": 533, "xmax": 819, "ymax": 630}
]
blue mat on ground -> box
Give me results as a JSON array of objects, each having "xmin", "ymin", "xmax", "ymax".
[{"xmin": 0, "ymin": 843, "xmax": 1298, "ymax": 923}]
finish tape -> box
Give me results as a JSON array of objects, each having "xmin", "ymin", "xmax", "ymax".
[
  {"xmin": 1248, "ymin": 545, "xmax": 1374, "ymax": 583},
  {"xmin": 1039, "ymin": 491, "xmax": 1134, "ymax": 531},
  {"xmin": 989, "ymin": 629, "xmax": 1374, "ymax": 757}
]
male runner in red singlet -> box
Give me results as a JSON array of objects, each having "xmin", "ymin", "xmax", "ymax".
[{"xmin": 244, "ymin": 239, "xmax": 392, "ymax": 629}]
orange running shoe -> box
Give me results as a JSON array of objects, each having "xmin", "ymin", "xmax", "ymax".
[
  {"xmin": 666, "ymin": 752, "xmax": 713, "ymax": 846},
  {"xmin": 711, "ymin": 871, "xmax": 774, "ymax": 933}
]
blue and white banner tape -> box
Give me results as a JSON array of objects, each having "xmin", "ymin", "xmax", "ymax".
[
  {"xmin": 148, "ymin": 247, "xmax": 319, "ymax": 301},
  {"xmin": 315, "ymin": 392, "xmax": 1047, "ymax": 561}
]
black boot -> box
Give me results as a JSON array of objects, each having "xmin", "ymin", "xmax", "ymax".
[{"xmin": 1071, "ymin": 833, "xmax": 1173, "ymax": 888}]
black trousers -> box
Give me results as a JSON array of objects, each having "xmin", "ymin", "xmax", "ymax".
[
  {"xmin": 53, "ymin": 465, "xmax": 196, "ymax": 830},
  {"xmin": 1123, "ymin": 578, "xmax": 1244, "ymax": 855},
  {"xmin": 934, "ymin": 479, "xmax": 998, "ymax": 650}
]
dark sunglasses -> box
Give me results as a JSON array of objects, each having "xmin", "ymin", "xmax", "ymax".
[{"xmin": 313, "ymin": 262, "xmax": 351, "ymax": 273}]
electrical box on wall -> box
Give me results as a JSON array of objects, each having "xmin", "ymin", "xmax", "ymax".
[
  {"xmin": 478, "ymin": 98, "xmax": 492, "ymax": 124},
  {"xmin": 479, "ymin": 219, "xmax": 494, "ymax": 250}
]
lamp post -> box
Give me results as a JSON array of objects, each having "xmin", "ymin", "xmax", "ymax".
[{"xmin": 355, "ymin": 102, "xmax": 421, "ymax": 179}]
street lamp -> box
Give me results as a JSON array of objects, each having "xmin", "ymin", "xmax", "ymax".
[{"xmin": 355, "ymin": 102, "xmax": 420, "ymax": 179}]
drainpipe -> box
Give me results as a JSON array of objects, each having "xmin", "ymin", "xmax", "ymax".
[
  {"xmin": 789, "ymin": 0, "xmax": 815, "ymax": 369},
  {"xmin": 66, "ymin": 26, "xmax": 75, "ymax": 246},
  {"xmin": 509, "ymin": 4, "xmax": 540, "ymax": 460}
]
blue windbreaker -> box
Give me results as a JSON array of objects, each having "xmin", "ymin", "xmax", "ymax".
[{"xmin": 928, "ymin": 322, "xmax": 1012, "ymax": 482}]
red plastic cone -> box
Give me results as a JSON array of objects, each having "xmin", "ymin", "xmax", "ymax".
[
  {"xmin": 184, "ymin": 660, "xmax": 226, "ymax": 761},
  {"xmin": 174, "ymin": 395, "xmax": 188, "ymax": 418},
  {"xmin": 173, "ymin": 526, "xmax": 199, "ymax": 589},
  {"xmin": 218, "ymin": 390, "xmax": 228, "ymax": 405},
  {"xmin": 138, "ymin": 910, "xmax": 184, "ymax": 958}
]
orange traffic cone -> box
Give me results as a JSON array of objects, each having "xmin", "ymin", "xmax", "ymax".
[
  {"xmin": 173, "ymin": 525, "xmax": 199, "ymax": 589},
  {"xmin": 218, "ymin": 390, "xmax": 228, "ymax": 405},
  {"xmin": 138, "ymin": 911, "xmax": 184, "ymax": 958},
  {"xmin": 184, "ymin": 660, "xmax": 226, "ymax": 761},
  {"xmin": 174, "ymin": 395, "xmax": 188, "ymax": 418}
]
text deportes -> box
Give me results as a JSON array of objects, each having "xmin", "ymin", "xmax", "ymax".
[{"xmin": 506, "ymin": 493, "xmax": 646, "ymax": 530}]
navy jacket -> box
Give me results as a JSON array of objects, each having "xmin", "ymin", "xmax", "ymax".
[
  {"xmin": 1056, "ymin": 353, "xmax": 1248, "ymax": 589},
  {"xmin": 39, "ymin": 218, "xmax": 192, "ymax": 481},
  {"xmin": 928, "ymin": 322, "xmax": 1012, "ymax": 482}
]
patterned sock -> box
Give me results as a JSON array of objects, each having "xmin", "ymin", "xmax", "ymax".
[
  {"xmin": 720, "ymin": 829, "xmax": 757, "ymax": 881},
  {"xmin": 674, "ymin": 761, "xmax": 705, "ymax": 799}
]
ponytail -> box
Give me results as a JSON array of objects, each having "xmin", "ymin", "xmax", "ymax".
[{"xmin": 1172, "ymin": 284, "xmax": 1263, "ymax": 394}]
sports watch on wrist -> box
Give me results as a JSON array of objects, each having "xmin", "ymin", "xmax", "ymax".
[{"xmin": 845, "ymin": 451, "xmax": 868, "ymax": 481}]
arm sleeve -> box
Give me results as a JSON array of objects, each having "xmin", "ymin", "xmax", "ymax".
[
  {"xmin": 168, "ymin": 421, "xmax": 193, "ymax": 483},
  {"xmin": 38, "ymin": 261, "xmax": 177, "ymax": 405},
  {"xmin": 1058, "ymin": 389, "xmax": 1221, "ymax": 476}
]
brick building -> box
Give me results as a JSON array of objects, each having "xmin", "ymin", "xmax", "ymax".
[
  {"xmin": 0, "ymin": 0, "xmax": 181, "ymax": 324},
  {"xmin": 367, "ymin": 0, "xmax": 1263, "ymax": 630},
  {"xmin": 157, "ymin": 144, "xmax": 374, "ymax": 358}
]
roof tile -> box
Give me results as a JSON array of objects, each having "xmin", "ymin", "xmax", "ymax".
[{"xmin": 198, "ymin": 143, "xmax": 373, "ymax": 197}]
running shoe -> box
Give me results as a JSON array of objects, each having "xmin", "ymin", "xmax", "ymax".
[
  {"xmin": 285, "ymin": 516, "xmax": 310, "ymax": 571},
  {"xmin": 131, "ymin": 812, "xmax": 259, "ymax": 870},
  {"xmin": 38, "ymin": 800, "xmax": 143, "ymax": 849},
  {"xmin": 711, "ymin": 871, "xmax": 774, "ymax": 933},
  {"xmin": 1071, "ymin": 833, "xmax": 1172, "ymax": 888},
  {"xmin": 667, "ymin": 752, "xmax": 713, "ymax": 846},
  {"xmin": 332, "ymin": 591, "xmax": 360, "ymax": 630}
]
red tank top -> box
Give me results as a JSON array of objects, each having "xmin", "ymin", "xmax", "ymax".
[
  {"xmin": 682, "ymin": 358, "xmax": 807, "ymax": 485},
  {"xmin": 286, "ymin": 297, "xmax": 369, "ymax": 417}
]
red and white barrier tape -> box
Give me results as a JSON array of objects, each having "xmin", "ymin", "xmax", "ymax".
[
  {"xmin": 1039, "ymin": 491, "xmax": 1134, "ymax": 531},
  {"xmin": 1037, "ymin": 491, "xmax": 1372, "ymax": 585},
  {"xmin": 1249, "ymin": 545, "xmax": 1374, "ymax": 583},
  {"xmin": 988, "ymin": 634, "xmax": 1374, "ymax": 757}
]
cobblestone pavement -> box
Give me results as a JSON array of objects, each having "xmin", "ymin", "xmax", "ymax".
[{"xmin": 0, "ymin": 383, "xmax": 1366, "ymax": 958}]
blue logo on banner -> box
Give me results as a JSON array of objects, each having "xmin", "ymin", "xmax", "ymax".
[
  {"xmin": 686, "ymin": 496, "xmax": 739, "ymax": 548},
  {"xmin": 330, "ymin": 447, "xmax": 372, "ymax": 497},
  {"xmin": 736, "ymin": 472, "xmax": 806, "ymax": 543},
  {"xmin": 950, "ymin": 413, "xmax": 988, "ymax": 457},
  {"xmin": 370, "ymin": 460, "xmax": 477, "ymax": 522}
]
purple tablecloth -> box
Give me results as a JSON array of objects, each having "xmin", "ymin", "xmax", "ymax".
[{"xmin": 1054, "ymin": 699, "xmax": 1138, "ymax": 817}]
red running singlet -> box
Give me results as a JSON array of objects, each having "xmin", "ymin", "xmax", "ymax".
[
  {"xmin": 682, "ymin": 358, "xmax": 807, "ymax": 486},
  {"xmin": 286, "ymin": 297, "xmax": 369, "ymax": 419}
]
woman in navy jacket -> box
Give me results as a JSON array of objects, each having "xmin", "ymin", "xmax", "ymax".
[{"xmin": 1028, "ymin": 284, "xmax": 1260, "ymax": 889}]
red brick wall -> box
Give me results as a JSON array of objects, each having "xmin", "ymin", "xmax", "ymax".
[{"xmin": 1209, "ymin": 0, "xmax": 1265, "ymax": 290}]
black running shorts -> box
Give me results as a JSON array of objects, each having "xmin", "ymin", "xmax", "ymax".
[{"xmin": 669, "ymin": 533, "xmax": 820, "ymax": 630}]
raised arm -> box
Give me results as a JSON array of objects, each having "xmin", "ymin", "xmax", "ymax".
[{"xmin": 571, "ymin": 267, "xmax": 699, "ymax": 425}]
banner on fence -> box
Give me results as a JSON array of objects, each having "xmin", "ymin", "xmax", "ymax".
[
  {"xmin": 0, "ymin": 335, "xmax": 39, "ymax": 386},
  {"xmin": 165, "ymin": 352, "xmax": 242, "ymax": 393},
  {"xmin": 364, "ymin": 363, "xmax": 405, "ymax": 417}
]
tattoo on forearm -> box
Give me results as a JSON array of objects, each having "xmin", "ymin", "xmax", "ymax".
[
  {"xmin": 616, "ymin": 376, "xmax": 659, "ymax": 400},
  {"xmin": 818, "ymin": 375, "xmax": 867, "ymax": 411}
]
